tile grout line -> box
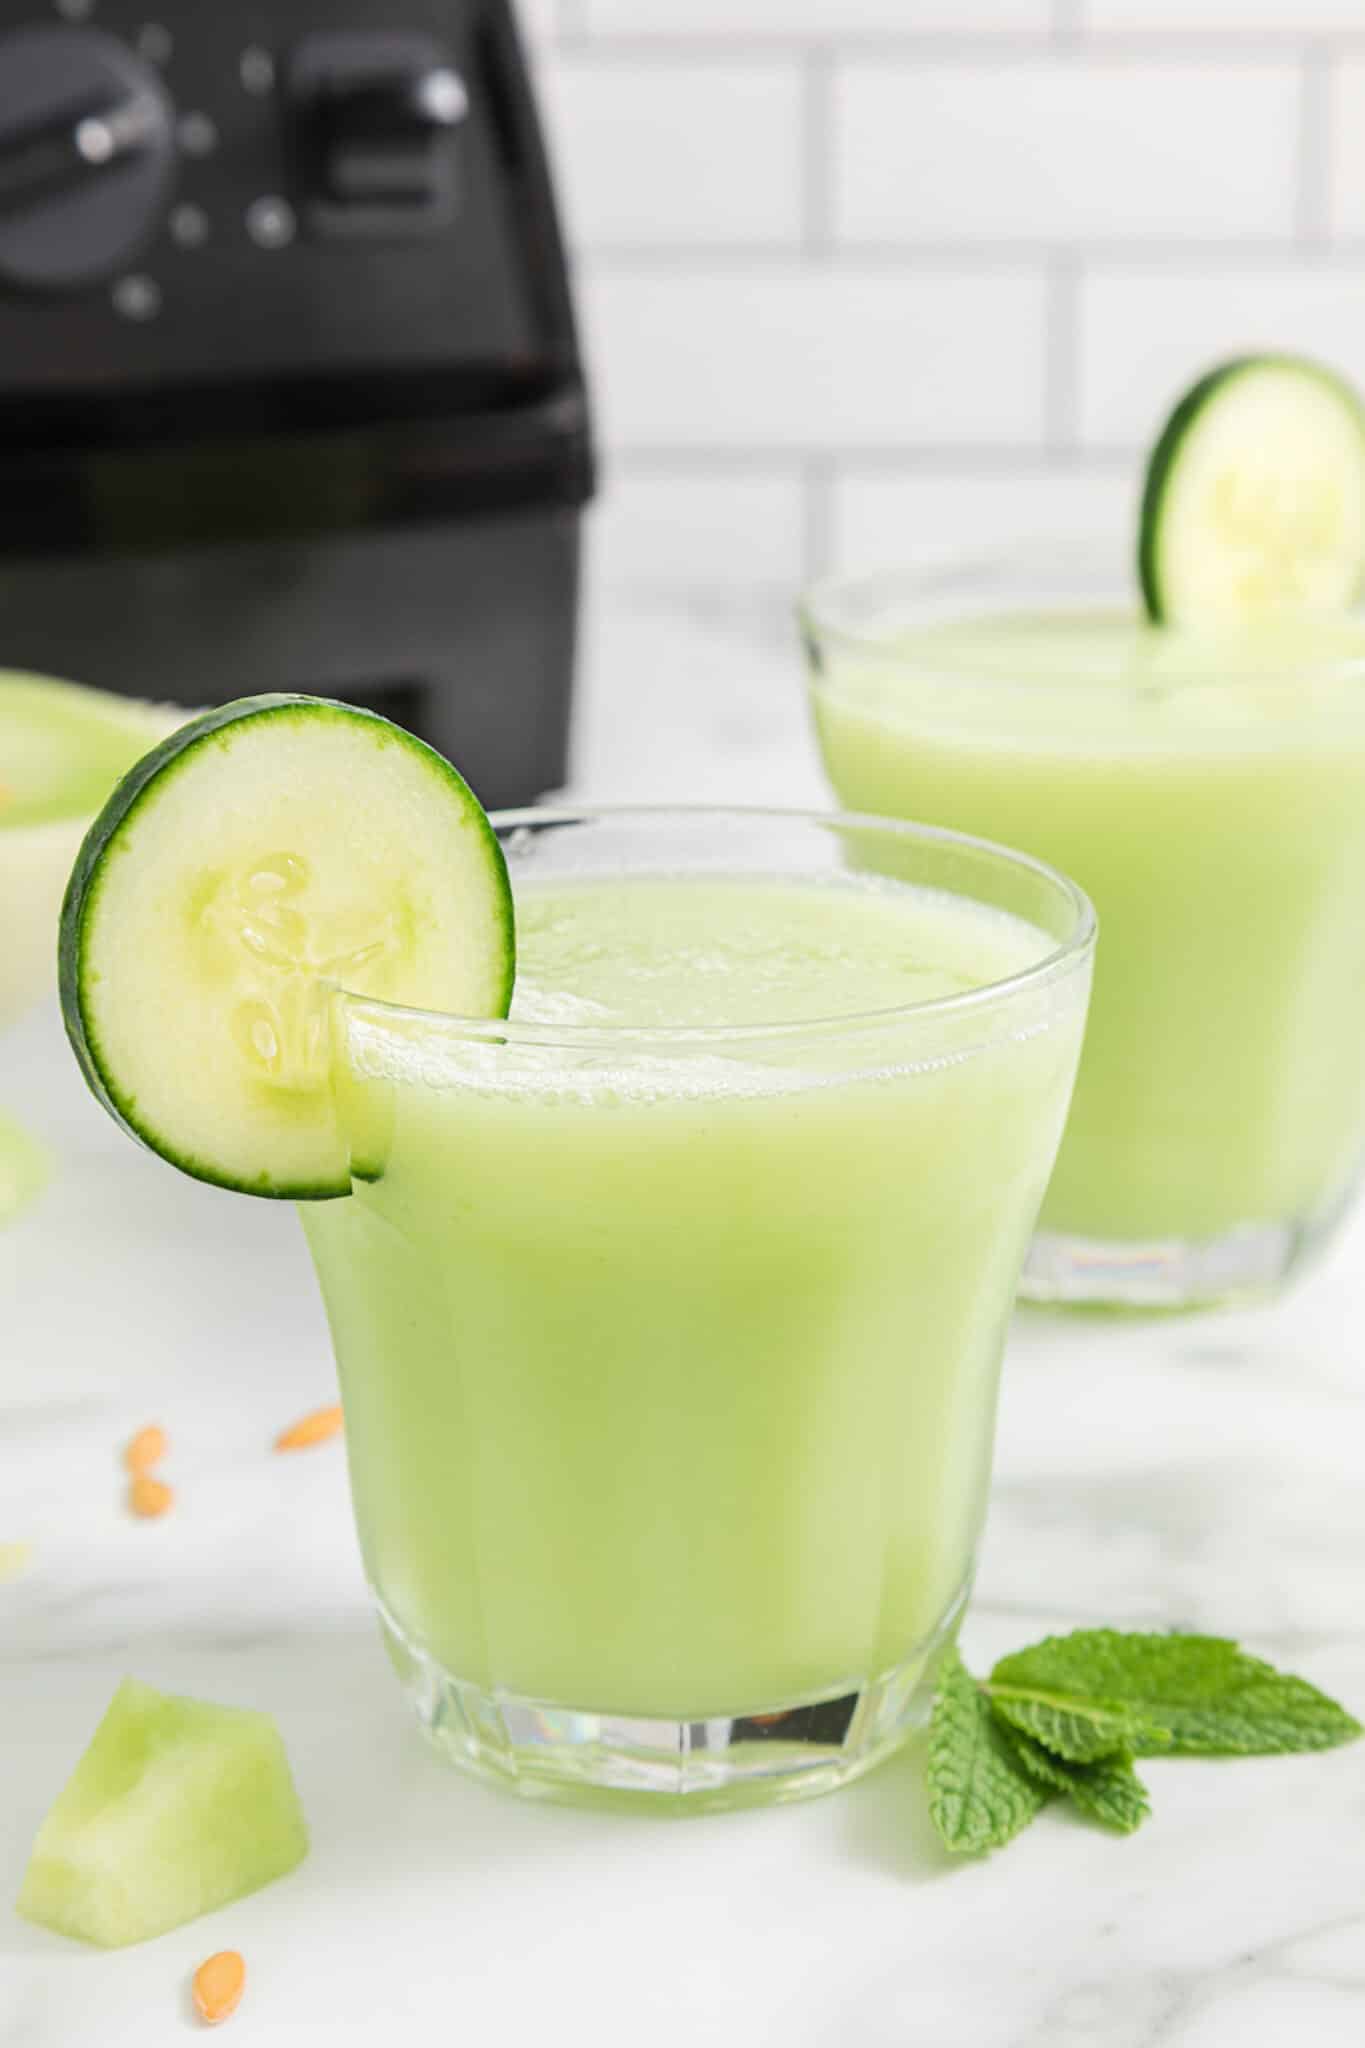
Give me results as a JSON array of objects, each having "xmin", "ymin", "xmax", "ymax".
[
  {"xmin": 1295, "ymin": 43, "xmax": 1334, "ymax": 249},
  {"xmin": 532, "ymin": 30, "xmax": 1364, "ymax": 61},
  {"xmin": 556, "ymin": 0, "xmax": 588, "ymax": 46},
  {"xmin": 604, "ymin": 445, "xmax": 1140, "ymax": 472},
  {"xmin": 801, "ymin": 455, "xmax": 837, "ymax": 586},
  {"xmin": 578, "ymin": 239, "xmax": 1365, "ymax": 272},
  {"xmin": 1044, "ymin": 253, "xmax": 1080, "ymax": 458},
  {"xmin": 801, "ymin": 44, "xmax": 835, "ymax": 260}
]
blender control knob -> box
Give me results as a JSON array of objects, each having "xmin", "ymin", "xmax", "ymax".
[
  {"xmin": 0, "ymin": 25, "xmax": 176, "ymax": 293},
  {"xmin": 312, "ymin": 65, "xmax": 466, "ymax": 208},
  {"xmin": 290, "ymin": 34, "xmax": 467, "ymax": 228}
]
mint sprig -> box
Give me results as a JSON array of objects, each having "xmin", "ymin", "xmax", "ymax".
[
  {"xmin": 987, "ymin": 1689, "xmax": 1170, "ymax": 1763},
  {"xmin": 928, "ymin": 1629, "xmax": 1359, "ymax": 1857},
  {"xmin": 1002, "ymin": 1725, "xmax": 1150, "ymax": 1834},
  {"xmin": 927, "ymin": 1650, "xmax": 1047, "ymax": 1855},
  {"xmin": 990, "ymin": 1630, "xmax": 1360, "ymax": 1756}
]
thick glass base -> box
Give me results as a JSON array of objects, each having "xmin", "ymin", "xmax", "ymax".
[
  {"xmin": 1021, "ymin": 1199, "xmax": 1350, "ymax": 1311},
  {"xmin": 376, "ymin": 1591, "xmax": 963, "ymax": 1812}
]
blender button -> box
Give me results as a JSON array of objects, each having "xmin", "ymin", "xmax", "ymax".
[
  {"xmin": 138, "ymin": 22, "xmax": 172, "ymax": 63},
  {"xmin": 170, "ymin": 203, "xmax": 210, "ymax": 249},
  {"xmin": 112, "ymin": 274, "xmax": 161, "ymax": 322},
  {"xmin": 246, "ymin": 196, "xmax": 296, "ymax": 249},
  {"xmin": 178, "ymin": 112, "xmax": 218, "ymax": 158},
  {"xmin": 240, "ymin": 46, "xmax": 276, "ymax": 95}
]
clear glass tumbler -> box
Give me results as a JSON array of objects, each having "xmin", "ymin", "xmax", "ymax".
[
  {"xmin": 802, "ymin": 543, "xmax": 1365, "ymax": 1309},
  {"xmin": 302, "ymin": 807, "xmax": 1092, "ymax": 1810}
]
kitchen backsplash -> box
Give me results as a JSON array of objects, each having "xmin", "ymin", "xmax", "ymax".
[{"xmin": 521, "ymin": 0, "xmax": 1365, "ymax": 593}]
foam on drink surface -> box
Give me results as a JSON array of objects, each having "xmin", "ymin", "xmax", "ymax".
[{"xmin": 343, "ymin": 874, "xmax": 1059, "ymax": 1108}]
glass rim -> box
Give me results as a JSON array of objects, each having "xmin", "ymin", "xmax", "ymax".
[
  {"xmin": 332, "ymin": 802, "xmax": 1096, "ymax": 1051},
  {"xmin": 798, "ymin": 540, "xmax": 1365, "ymax": 695}
]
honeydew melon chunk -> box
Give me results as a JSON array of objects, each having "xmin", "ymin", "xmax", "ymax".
[
  {"xmin": 16, "ymin": 1678, "xmax": 308, "ymax": 1948},
  {"xmin": 0, "ymin": 673, "xmax": 178, "ymax": 1033}
]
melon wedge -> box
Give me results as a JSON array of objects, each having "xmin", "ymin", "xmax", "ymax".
[
  {"xmin": 1, "ymin": 673, "xmax": 178, "ymax": 1033},
  {"xmin": 17, "ymin": 1678, "xmax": 308, "ymax": 1948}
]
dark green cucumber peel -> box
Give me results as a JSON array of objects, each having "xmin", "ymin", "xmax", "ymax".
[
  {"xmin": 58, "ymin": 693, "xmax": 514, "ymax": 1201},
  {"xmin": 1138, "ymin": 353, "xmax": 1365, "ymax": 625},
  {"xmin": 1138, "ymin": 358, "xmax": 1248, "ymax": 625}
]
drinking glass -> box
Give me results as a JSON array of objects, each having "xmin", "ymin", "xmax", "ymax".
[
  {"xmin": 302, "ymin": 806, "xmax": 1093, "ymax": 1809},
  {"xmin": 802, "ymin": 543, "xmax": 1365, "ymax": 1308}
]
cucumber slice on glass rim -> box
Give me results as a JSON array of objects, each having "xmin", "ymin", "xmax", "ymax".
[
  {"xmin": 1138, "ymin": 355, "xmax": 1365, "ymax": 627},
  {"xmin": 59, "ymin": 695, "xmax": 514, "ymax": 1199}
]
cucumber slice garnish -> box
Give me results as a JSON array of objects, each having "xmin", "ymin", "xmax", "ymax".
[
  {"xmin": 1138, "ymin": 355, "xmax": 1365, "ymax": 626},
  {"xmin": 60, "ymin": 695, "xmax": 513, "ymax": 1199}
]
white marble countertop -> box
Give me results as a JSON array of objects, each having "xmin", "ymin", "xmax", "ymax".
[{"xmin": 5, "ymin": 593, "xmax": 1365, "ymax": 2046}]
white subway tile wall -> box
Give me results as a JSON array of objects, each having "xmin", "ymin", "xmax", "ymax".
[
  {"xmin": 539, "ymin": 61, "xmax": 805, "ymax": 248},
  {"xmin": 1078, "ymin": 273, "xmax": 1365, "ymax": 446},
  {"xmin": 833, "ymin": 63, "xmax": 1300, "ymax": 245},
  {"xmin": 1328, "ymin": 62, "xmax": 1365, "ymax": 241},
  {"xmin": 519, "ymin": 0, "xmax": 1365, "ymax": 588},
  {"xmin": 589, "ymin": 469, "xmax": 807, "ymax": 591},
  {"xmin": 829, "ymin": 469, "xmax": 1134, "ymax": 576},
  {"xmin": 580, "ymin": 1, "xmax": 1052, "ymax": 34},
  {"xmin": 1084, "ymin": 2, "xmax": 1365, "ymax": 29},
  {"xmin": 584, "ymin": 269, "xmax": 1048, "ymax": 450}
]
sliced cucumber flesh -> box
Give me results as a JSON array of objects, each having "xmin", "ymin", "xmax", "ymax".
[
  {"xmin": 1138, "ymin": 355, "xmax": 1365, "ymax": 626},
  {"xmin": 61, "ymin": 696, "xmax": 513, "ymax": 1199}
]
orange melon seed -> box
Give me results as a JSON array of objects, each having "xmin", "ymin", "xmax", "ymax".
[
  {"xmin": 128, "ymin": 1475, "xmax": 173, "ymax": 1519},
  {"xmin": 122, "ymin": 1425, "xmax": 168, "ymax": 1474},
  {"xmin": 274, "ymin": 1403, "xmax": 344, "ymax": 1452},
  {"xmin": 192, "ymin": 1950, "xmax": 245, "ymax": 2026}
]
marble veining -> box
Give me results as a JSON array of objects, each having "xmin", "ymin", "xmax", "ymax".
[{"xmin": 4, "ymin": 595, "xmax": 1365, "ymax": 2045}]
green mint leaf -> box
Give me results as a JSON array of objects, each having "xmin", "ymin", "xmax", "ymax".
[
  {"xmin": 927, "ymin": 1649, "xmax": 1048, "ymax": 1856},
  {"xmin": 1068, "ymin": 1756, "xmax": 1150, "ymax": 1835},
  {"xmin": 1003, "ymin": 1726, "xmax": 1150, "ymax": 1835},
  {"xmin": 988, "ymin": 1688, "xmax": 1171, "ymax": 1763},
  {"xmin": 991, "ymin": 1630, "xmax": 1361, "ymax": 1756}
]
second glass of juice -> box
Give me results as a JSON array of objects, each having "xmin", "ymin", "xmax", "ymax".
[
  {"xmin": 804, "ymin": 545, "xmax": 1365, "ymax": 1310},
  {"xmin": 303, "ymin": 807, "xmax": 1092, "ymax": 1809}
]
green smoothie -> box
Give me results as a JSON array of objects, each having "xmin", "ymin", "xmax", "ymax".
[
  {"xmin": 303, "ymin": 865, "xmax": 1088, "ymax": 1723},
  {"xmin": 807, "ymin": 604, "xmax": 1365, "ymax": 1264}
]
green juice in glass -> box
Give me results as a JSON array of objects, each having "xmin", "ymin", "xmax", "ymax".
[
  {"xmin": 805, "ymin": 578, "xmax": 1365, "ymax": 1306},
  {"xmin": 302, "ymin": 811, "xmax": 1091, "ymax": 1804}
]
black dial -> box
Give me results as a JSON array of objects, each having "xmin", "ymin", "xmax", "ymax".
[{"xmin": 0, "ymin": 24, "xmax": 176, "ymax": 293}]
